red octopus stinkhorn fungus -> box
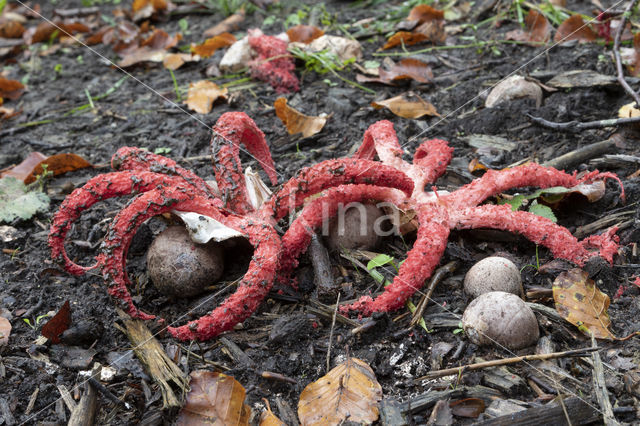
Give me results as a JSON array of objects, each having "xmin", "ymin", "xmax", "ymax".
[{"xmin": 49, "ymin": 112, "xmax": 625, "ymax": 341}]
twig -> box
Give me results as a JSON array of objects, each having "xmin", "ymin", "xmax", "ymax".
[
  {"xmin": 414, "ymin": 347, "xmax": 598, "ymax": 381},
  {"xmin": 87, "ymin": 377, "xmax": 132, "ymax": 410},
  {"xmin": 309, "ymin": 233, "xmax": 336, "ymax": 300},
  {"xmin": 326, "ymin": 293, "xmax": 340, "ymax": 373},
  {"xmin": 410, "ymin": 261, "xmax": 457, "ymax": 327},
  {"xmin": 57, "ymin": 384, "xmax": 77, "ymax": 411},
  {"xmin": 541, "ymin": 136, "xmax": 622, "ymax": 170},
  {"xmin": 613, "ymin": 0, "xmax": 640, "ymax": 107},
  {"xmin": 528, "ymin": 114, "xmax": 640, "ymax": 131},
  {"xmin": 591, "ymin": 335, "xmax": 620, "ymax": 425}
]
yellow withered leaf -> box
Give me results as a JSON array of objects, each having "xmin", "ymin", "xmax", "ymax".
[
  {"xmin": 371, "ymin": 92, "xmax": 439, "ymax": 119},
  {"xmin": 298, "ymin": 357, "xmax": 382, "ymax": 425},
  {"xmin": 553, "ymin": 268, "xmax": 616, "ymax": 340}
]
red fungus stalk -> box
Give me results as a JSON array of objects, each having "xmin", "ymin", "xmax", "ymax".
[{"xmin": 248, "ymin": 30, "xmax": 299, "ymax": 93}]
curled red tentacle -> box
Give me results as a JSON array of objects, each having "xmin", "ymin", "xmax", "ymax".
[
  {"xmin": 212, "ymin": 112, "xmax": 278, "ymax": 214},
  {"xmin": 413, "ymin": 139, "xmax": 454, "ymax": 185},
  {"xmin": 452, "ymin": 205, "xmax": 619, "ymax": 265},
  {"xmin": 111, "ymin": 147, "xmax": 216, "ymax": 199},
  {"xmin": 168, "ymin": 218, "xmax": 280, "ymax": 341},
  {"xmin": 445, "ymin": 163, "xmax": 582, "ymax": 210},
  {"xmin": 97, "ymin": 186, "xmax": 280, "ymax": 337},
  {"xmin": 262, "ymin": 158, "xmax": 414, "ymax": 221},
  {"xmin": 278, "ymin": 184, "xmax": 408, "ymax": 277},
  {"xmin": 341, "ymin": 204, "xmax": 450, "ymax": 316},
  {"xmin": 48, "ymin": 171, "xmax": 206, "ymax": 275}
]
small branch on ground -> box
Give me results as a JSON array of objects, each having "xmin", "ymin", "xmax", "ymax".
[
  {"xmin": 528, "ymin": 114, "xmax": 640, "ymax": 131},
  {"xmin": 614, "ymin": 0, "xmax": 640, "ymax": 107},
  {"xmin": 541, "ymin": 135, "xmax": 623, "ymax": 170}
]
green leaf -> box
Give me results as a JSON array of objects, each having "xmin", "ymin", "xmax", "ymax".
[
  {"xmin": 528, "ymin": 201, "xmax": 557, "ymax": 223},
  {"xmin": 366, "ymin": 254, "xmax": 395, "ymax": 270},
  {"xmin": 0, "ymin": 177, "xmax": 50, "ymax": 223}
]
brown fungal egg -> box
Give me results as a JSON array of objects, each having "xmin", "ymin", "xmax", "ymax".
[
  {"xmin": 464, "ymin": 256, "xmax": 523, "ymax": 299},
  {"xmin": 325, "ymin": 204, "xmax": 387, "ymax": 251},
  {"xmin": 147, "ymin": 226, "xmax": 224, "ymax": 298},
  {"xmin": 462, "ymin": 291, "xmax": 539, "ymax": 350}
]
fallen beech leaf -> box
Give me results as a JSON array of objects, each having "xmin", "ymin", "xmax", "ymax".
[
  {"xmin": 408, "ymin": 4, "xmax": 445, "ymax": 23},
  {"xmin": 141, "ymin": 29, "xmax": 180, "ymax": 50},
  {"xmin": 185, "ymin": 80, "xmax": 228, "ymax": 114},
  {"xmin": 118, "ymin": 47, "xmax": 168, "ymax": 67},
  {"xmin": 554, "ymin": 15, "xmax": 597, "ymax": 43},
  {"xmin": 0, "ymin": 152, "xmax": 47, "ymax": 181},
  {"xmin": 1, "ymin": 152, "xmax": 92, "ymax": 183},
  {"xmin": 163, "ymin": 53, "xmax": 190, "ymax": 70},
  {"xmin": 274, "ymin": 97, "xmax": 327, "ymax": 138},
  {"xmin": 25, "ymin": 21, "xmax": 90, "ymax": 44},
  {"xmin": 259, "ymin": 399, "xmax": 286, "ymax": 426},
  {"xmin": 619, "ymin": 101, "xmax": 640, "ymax": 118},
  {"xmin": 0, "ymin": 317, "xmax": 11, "ymax": 346},
  {"xmin": 449, "ymin": 398, "xmax": 485, "ymax": 418},
  {"xmin": 204, "ymin": 8, "xmax": 245, "ymax": 38},
  {"xmin": 357, "ymin": 58, "xmax": 433, "ymax": 85},
  {"xmin": 485, "ymin": 75, "xmax": 542, "ymax": 108},
  {"xmin": 553, "ymin": 268, "xmax": 615, "ymax": 339},
  {"xmin": 24, "ymin": 153, "xmax": 93, "ymax": 184},
  {"xmin": 372, "ymin": 92, "xmax": 439, "ymax": 119},
  {"xmin": 505, "ymin": 9, "xmax": 551, "ymax": 44},
  {"xmin": 298, "ymin": 358, "xmax": 382, "ymax": 425},
  {"xmin": 468, "ymin": 158, "xmax": 489, "ymax": 173},
  {"xmin": 0, "ymin": 21, "xmax": 25, "ymax": 38},
  {"xmin": 176, "ymin": 370, "xmax": 251, "ymax": 425},
  {"xmin": 291, "ymin": 35, "xmax": 362, "ymax": 62},
  {"xmin": 132, "ymin": 0, "xmax": 169, "ymax": 21},
  {"xmin": 383, "ymin": 31, "xmax": 429, "ymax": 50},
  {"xmin": 286, "ymin": 25, "xmax": 324, "ymax": 43},
  {"xmin": 384, "ymin": 5, "xmax": 445, "ymax": 49},
  {"xmin": 191, "ymin": 32, "xmax": 236, "ymax": 58},
  {"xmin": 0, "ymin": 77, "xmax": 25, "ymax": 101},
  {"xmin": 41, "ymin": 301, "xmax": 71, "ymax": 344}
]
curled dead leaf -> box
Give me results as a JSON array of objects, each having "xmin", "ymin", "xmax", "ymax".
[
  {"xmin": 298, "ymin": 358, "xmax": 382, "ymax": 425},
  {"xmin": 554, "ymin": 15, "xmax": 596, "ymax": 43},
  {"xmin": 553, "ymin": 268, "xmax": 615, "ymax": 340},
  {"xmin": 372, "ymin": 92, "xmax": 439, "ymax": 119},
  {"xmin": 485, "ymin": 75, "xmax": 543, "ymax": 108},
  {"xmin": 357, "ymin": 58, "xmax": 433, "ymax": 85},
  {"xmin": 41, "ymin": 301, "xmax": 71, "ymax": 344},
  {"xmin": 384, "ymin": 4, "xmax": 445, "ymax": 49},
  {"xmin": 0, "ymin": 317, "xmax": 11, "ymax": 346},
  {"xmin": 118, "ymin": 47, "xmax": 169, "ymax": 67},
  {"xmin": 185, "ymin": 80, "xmax": 228, "ymax": 114},
  {"xmin": 141, "ymin": 29, "xmax": 180, "ymax": 50},
  {"xmin": 1, "ymin": 152, "xmax": 93, "ymax": 183},
  {"xmin": 505, "ymin": 9, "xmax": 551, "ymax": 44},
  {"xmin": 177, "ymin": 370, "xmax": 251, "ymax": 426},
  {"xmin": 0, "ymin": 77, "xmax": 25, "ymax": 101},
  {"xmin": 191, "ymin": 33, "xmax": 236, "ymax": 58},
  {"xmin": 259, "ymin": 399, "xmax": 286, "ymax": 426},
  {"xmin": 274, "ymin": 97, "xmax": 327, "ymax": 138},
  {"xmin": 286, "ymin": 25, "xmax": 324, "ymax": 44},
  {"xmin": 132, "ymin": 0, "xmax": 170, "ymax": 21},
  {"xmin": 0, "ymin": 21, "xmax": 25, "ymax": 38}
]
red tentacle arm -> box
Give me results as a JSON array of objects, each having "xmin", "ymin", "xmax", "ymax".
[
  {"xmin": 341, "ymin": 204, "xmax": 450, "ymax": 316},
  {"xmin": 168, "ymin": 218, "xmax": 280, "ymax": 341},
  {"xmin": 452, "ymin": 205, "xmax": 619, "ymax": 265},
  {"xmin": 445, "ymin": 163, "xmax": 624, "ymax": 210},
  {"xmin": 111, "ymin": 147, "xmax": 216, "ymax": 199},
  {"xmin": 97, "ymin": 186, "xmax": 280, "ymax": 339},
  {"xmin": 48, "ymin": 171, "xmax": 210, "ymax": 275},
  {"xmin": 413, "ymin": 139, "xmax": 454, "ymax": 186},
  {"xmin": 261, "ymin": 158, "xmax": 414, "ymax": 221},
  {"xmin": 211, "ymin": 112, "xmax": 278, "ymax": 215},
  {"xmin": 278, "ymin": 184, "xmax": 410, "ymax": 277},
  {"xmin": 354, "ymin": 120, "xmax": 453, "ymax": 198}
]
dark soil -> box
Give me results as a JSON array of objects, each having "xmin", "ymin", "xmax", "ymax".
[{"xmin": 1, "ymin": 0, "xmax": 639, "ymax": 424}]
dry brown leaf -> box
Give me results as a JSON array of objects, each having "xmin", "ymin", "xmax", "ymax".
[
  {"xmin": 298, "ymin": 358, "xmax": 382, "ymax": 425},
  {"xmin": 0, "ymin": 152, "xmax": 46, "ymax": 181},
  {"xmin": 259, "ymin": 399, "xmax": 286, "ymax": 426},
  {"xmin": 1, "ymin": 152, "xmax": 92, "ymax": 183},
  {"xmin": 553, "ymin": 268, "xmax": 616, "ymax": 340},
  {"xmin": 505, "ymin": 9, "xmax": 551, "ymax": 44},
  {"xmin": 118, "ymin": 47, "xmax": 168, "ymax": 67},
  {"xmin": 554, "ymin": 15, "xmax": 596, "ymax": 43},
  {"xmin": 191, "ymin": 32, "xmax": 236, "ymax": 58},
  {"xmin": 132, "ymin": 0, "xmax": 169, "ymax": 21},
  {"xmin": 357, "ymin": 58, "xmax": 433, "ymax": 85},
  {"xmin": 286, "ymin": 25, "xmax": 324, "ymax": 43},
  {"xmin": 274, "ymin": 97, "xmax": 327, "ymax": 138},
  {"xmin": 449, "ymin": 398, "xmax": 485, "ymax": 418},
  {"xmin": 408, "ymin": 4, "xmax": 445, "ymax": 23},
  {"xmin": 0, "ymin": 317, "xmax": 11, "ymax": 346},
  {"xmin": 41, "ymin": 300, "xmax": 71, "ymax": 344},
  {"xmin": 383, "ymin": 4, "xmax": 445, "ymax": 49},
  {"xmin": 176, "ymin": 370, "xmax": 251, "ymax": 425},
  {"xmin": 383, "ymin": 31, "xmax": 428, "ymax": 50},
  {"xmin": 185, "ymin": 80, "xmax": 228, "ymax": 114},
  {"xmin": 0, "ymin": 106, "xmax": 19, "ymax": 120},
  {"xmin": 204, "ymin": 8, "xmax": 245, "ymax": 38},
  {"xmin": 0, "ymin": 77, "xmax": 24, "ymax": 101},
  {"xmin": 24, "ymin": 21, "xmax": 90, "ymax": 45},
  {"xmin": 163, "ymin": 53, "xmax": 196, "ymax": 70},
  {"xmin": 0, "ymin": 21, "xmax": 25, "ymax": 38},
  {"xmin": 141, "ymin": 29, "xmax": 180, "ymax": 50},
  {"xmin": 372, "ymin": 92, "xmax": 439, "ymax": 119},
  {"xmin": 485, "ymin": 75, "xmax": 542, "ymax": 108}
]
